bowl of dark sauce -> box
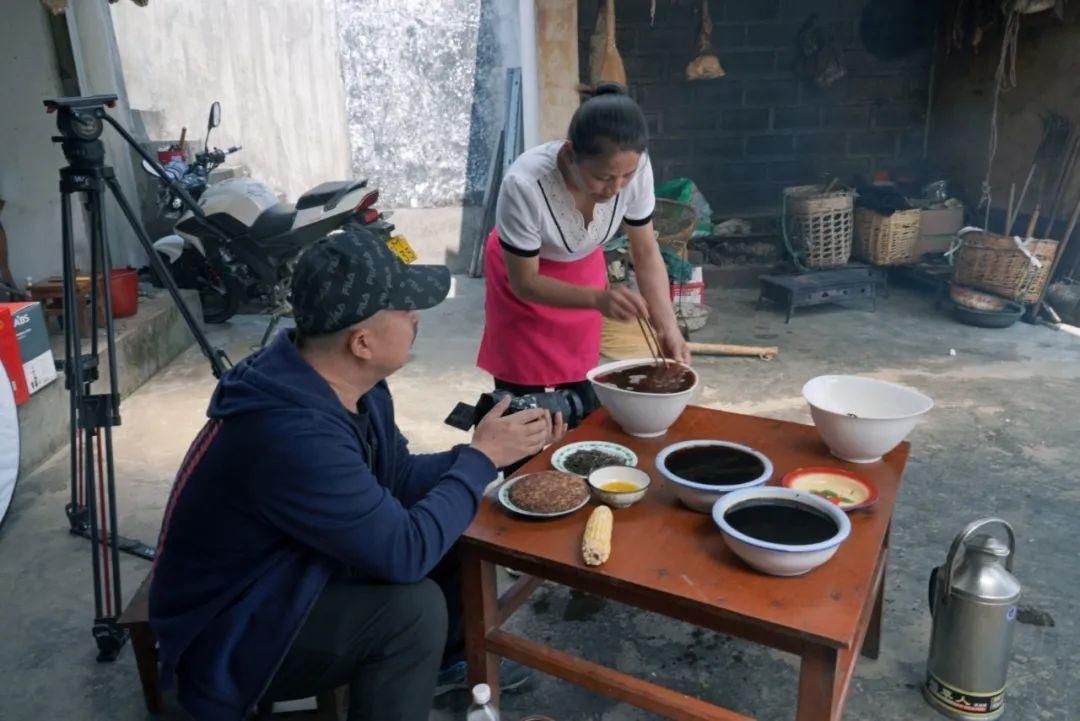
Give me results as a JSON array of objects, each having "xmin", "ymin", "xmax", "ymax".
[
  {"xmin": 712, "ymin": 487, "xmax": 851, "ymax": 576},
  {"xmin": 587, "ymin": 359, "xmax": 699, "ymax": 438},
  {"xmin": 655, "ymin": 440, "xmax": 773, "ymax": 513}
]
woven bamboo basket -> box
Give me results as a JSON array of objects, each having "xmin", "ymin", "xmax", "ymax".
[
  {"xmin": 783, "ymin": 185, "xmax": 853, "ymax": 268},
  {"xmin": 854, "ymin": 207, "xmax": 922, "ymax": 266},
  {"xmin": 953, "ymin": 231, "xmax": 1059, "ymax": 303},
  {"xmin": 654, "ymin": 198, "xmax": 698, "ymax": 260},
  {"xmin": 949, "ymin": 284, "xmax": 1010, "ymax": 312}
]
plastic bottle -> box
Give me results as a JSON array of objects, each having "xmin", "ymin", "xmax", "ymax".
[{"xmin": 466, "ymin": 683, "xmax": 499, "ymax": 721}]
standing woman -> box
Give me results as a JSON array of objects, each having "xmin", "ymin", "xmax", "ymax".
[{"xmin": 477, "ymin": 84, "xmax": 689, "ymax": 407}]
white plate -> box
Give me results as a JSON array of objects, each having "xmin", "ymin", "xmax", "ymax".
[
  {"xmin": 0, "ymin": 362, "xmax": 17, "ymax": 529},
  {"xmin": 550, "ymin": 441, "xmax": 638, "ymax": 477},
  {"xmin": 497, "ymin": 474, "xmax": 591, "ymax": 519}
]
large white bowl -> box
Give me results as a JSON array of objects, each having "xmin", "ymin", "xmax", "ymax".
[
  {"xmin": 712, "ymin": 487, "xmax": 851, "ymax": 576},
  {"xmin": 655, "ymin": 440, "xmax": 773, "ymax": 513},
  {"xmin": 802, "ymin": 375, "xmax": 933, "ymax": 463},
  {"xmin": 587, "ymin": 358, "xmax": 698, "ymax": 438}
]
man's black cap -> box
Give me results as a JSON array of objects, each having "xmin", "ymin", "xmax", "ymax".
[{"xmin": 290, "ymin": 228, "xmax": 451, "ymax": 336}]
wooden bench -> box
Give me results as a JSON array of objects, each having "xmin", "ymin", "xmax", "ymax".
[
  {"xmin": 28, "ymin": 276, "xmax": 107, "ymax": 337},
  {"xmin": 118, "ymin": 573, "xmax": 341, "ymax": 719},
  {"xmin": 117, "ymin": 573, "xmax": 164, "ymax": 713}
]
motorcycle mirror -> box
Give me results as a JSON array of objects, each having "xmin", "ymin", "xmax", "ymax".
[
  {"xmin": 205, "ymin": 101, "xmax": 221, "ymax": 152},
  {"xmin": 141, "ymin": 158, "xmax": 163, "ymax": 178}
]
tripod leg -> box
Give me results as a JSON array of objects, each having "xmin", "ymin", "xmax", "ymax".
[
  {"xmin": 259, "ymin": 311, "xmax": 281, "ymax": 349},
  {"xmin": 103, "ymin": 176, "xmax": 230, "ymax": 377},
  {"xmin": 94, "ymin": 200, "xmax": 126, "ymax": 620},
  {"xmin": 60, "ymin": 193, "xmax": 81, "ymax": 526}
]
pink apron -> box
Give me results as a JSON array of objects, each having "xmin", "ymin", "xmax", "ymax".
[{"xmin": 477, "ymin": 229, "xmax": 607, "ymax": 386}]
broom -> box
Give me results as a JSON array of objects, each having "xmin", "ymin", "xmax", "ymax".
[{"xmin": 600, "ymin": 317, "xmax": 778, "ymax": 361}]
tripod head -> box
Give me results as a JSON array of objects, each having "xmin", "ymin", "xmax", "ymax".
[{"xmin": 45, "ymin": 95, "xmax": 119, "ymax": 170}]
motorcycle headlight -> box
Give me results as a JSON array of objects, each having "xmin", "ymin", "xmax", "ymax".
[{"xmin": 171, "ymin": 198, "xmax": 182, "ymax": 210}]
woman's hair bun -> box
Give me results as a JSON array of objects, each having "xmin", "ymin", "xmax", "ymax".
[{"xmin": 592, "ymin": 82, "xmax": 627, "ymax": 97}]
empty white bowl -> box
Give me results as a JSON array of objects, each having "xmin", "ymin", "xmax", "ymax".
[
  {"xmin": 655, "ymin": 440, "xmax": 773, "ymax": 513},
  {"xmin": 587, "ymin": 466, "xmax": 651, "ymax": 508},
  {"xmin": 802, "ymin": 375, "xmax": 933, "ymax": 463},
  {"xmin": 712, "ymin": 487, "xmax": 851, "ymax": 576},
  {"xmin": 587, "ymin": 358, "xmax": 698, "ymax": 438}
]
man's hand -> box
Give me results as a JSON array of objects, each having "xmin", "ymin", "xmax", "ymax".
[
  {"xmin": 471, "ymin": 396, "xmax": 557, "ymax": 468},
  {"xmin": 596, "ymin": 285, "xmax": 650, "ymax": 322}
]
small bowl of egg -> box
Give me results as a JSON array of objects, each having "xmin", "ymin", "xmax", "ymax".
[{"xmin": 587, "ymin": 466, "xmax": 651, "ymax": 509}]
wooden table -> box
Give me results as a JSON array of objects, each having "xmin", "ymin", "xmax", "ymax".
[{"xmin": 461, "ymin": 406, "xmax": 909, "ymax": 721}]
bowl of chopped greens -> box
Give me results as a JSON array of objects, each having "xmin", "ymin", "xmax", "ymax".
[{"xmin": 551, "ymin": 441, "xmax": 638, "ymax": 478}]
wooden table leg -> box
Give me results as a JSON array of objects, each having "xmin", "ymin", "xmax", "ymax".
[
  {"xmin": 462, "ymin": 545, "xmax": 501, "ymax": 704},
  {"xmin": 862, "ymin": 568, "xmax": 885, "ymax": 661},
  {"xmin": 797, "ymin": 645, "xmax": 840, "ymax": 721}
]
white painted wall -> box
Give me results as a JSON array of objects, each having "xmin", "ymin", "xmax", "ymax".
[
  {"xmin": 65, "ymin": 0, "xmax": 144, "ymax": 269},
  {"xmin": 0, "ymin": 2, "xmax": 88, "ymax": 286},
  {"xmin": 110, "ymin": 0, "xmax": 352, "ymax": 201}
]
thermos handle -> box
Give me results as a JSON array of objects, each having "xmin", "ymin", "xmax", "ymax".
[
  {"xmin": 928, "ymin": 566, "xmax": 938, "ymax": 614},
  {"xmin": 942, "ymin": 517, "xmax": 1016, "ymax": 603}
]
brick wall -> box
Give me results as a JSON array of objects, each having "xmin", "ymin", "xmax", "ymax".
[{"xmin": 578, "ymin": 0, "xmax": 932, "ymax": 214}]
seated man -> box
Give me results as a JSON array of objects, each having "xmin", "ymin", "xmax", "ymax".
[{"xmin": 149, "ymin": 228, "xmax": 565, "ymax": 721}]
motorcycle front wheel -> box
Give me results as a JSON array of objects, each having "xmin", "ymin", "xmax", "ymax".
[{"xmin": 197, "ymin": 265, "xmax": 245, "ymax": 324}]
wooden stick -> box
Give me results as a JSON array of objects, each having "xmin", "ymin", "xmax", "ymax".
[
  {"xmin": 1046, "ymin": 133, "xmax": 1078, "ymax": 228},
  {"xmin": 1005, "ymin": 183, "xmax": 1015, "ymax": 234},
  {"xmin": 1009, "ymin": 163, "xmax": 1038, "ymax": 236},
  {"xmin": 1030, "ymin": 194, "xmax": 1080, "ymax": 318},
  {"xmin": 1026, "ymin": 206, "xmax": 1041, "ymax": 238},
  {"xmin": 1062, "ymin": 194, "xmax": 1080, "ymax": 246},
  {"xmin": 1049, "ymin": 135, "xmax": 1080, "ymax": 235},
  {"xmin": 688, "ymin": 342, "xmax": 779, "ymax": 360}
]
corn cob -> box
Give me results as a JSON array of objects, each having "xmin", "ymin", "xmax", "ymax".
[{"xmin": 582, "ymin": 506, "xmax": 613, "ymax": 566}]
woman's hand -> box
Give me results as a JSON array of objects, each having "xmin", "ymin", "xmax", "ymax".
[
  {"xmin": 596, "ymin": 285, "xmax": 650, "ymax": 321},
  {"xmin": 657, "ymin": 325, "xmax": 692, "ymax": 365}
]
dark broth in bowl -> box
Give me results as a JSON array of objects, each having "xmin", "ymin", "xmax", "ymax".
[
  {"xmin": 725, "ymin": 500, "xmax": 838, "ymax": 545},
  {"xmin": 595, "ymin": 362, "xmax": 695, "ymax": 394},
  {"xmin": 665, "ymin": 445, "xmax": 766, "ymax": 486}
]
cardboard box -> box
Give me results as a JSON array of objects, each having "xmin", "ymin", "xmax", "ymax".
[
  {"xmin": 919, "ymin": 205, "xmax": 964, "ymax": 237},
  {"xmin": 0, "ymin": 302, "xmax": 58, "ymax": 404},
  {"xmin": 671, "ymin": 266, "xmax": 705, "ymax": 306},
  {"xmin": 914, "ymin": 205, "xmax": 964, "ymax": 257},
  {"xmin": 0, "ymin": 309, "xmax": 29, "ymax": 404}
]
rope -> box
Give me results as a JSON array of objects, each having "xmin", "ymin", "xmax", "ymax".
[
  {"xmin": 780, "ymin": 190, "xmax": 809, "ymax": 272},
  {"xmin": 980, "ymin": 9, "xmax": 1022, "ymax": 229}
]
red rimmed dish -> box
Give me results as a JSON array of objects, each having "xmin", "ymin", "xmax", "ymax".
[{"xmin": 781, "ymin": 467, "xmax": 879, "ymax": 512}]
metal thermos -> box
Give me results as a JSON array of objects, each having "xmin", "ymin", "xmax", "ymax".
[{"xmin": 924, "ymin": 518, "xmax": 1022, "ymax": 720}]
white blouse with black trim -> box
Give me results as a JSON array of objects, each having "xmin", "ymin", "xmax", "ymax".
[{"xmin": 495, "ymin": 141, "xmax": 655, "ymax": 263}]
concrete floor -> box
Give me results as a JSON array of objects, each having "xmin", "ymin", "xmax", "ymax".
[{"xmin": 0, "ymin": 278, "xmax": 1075, "ymax": 721}]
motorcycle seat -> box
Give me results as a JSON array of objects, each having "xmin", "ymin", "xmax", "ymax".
[
  {"xmin": 249, "ymin": 203, "xmax": 297, "ymax": 241},
  {"xmin": 295, "ymin": 179, "xmax": 368, "ymax": 212}
]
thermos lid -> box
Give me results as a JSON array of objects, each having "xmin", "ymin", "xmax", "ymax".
[
  {"xmin": 966, "ymin": 534, "xmax": 1009, "ymax": 557},
  {"xmin": 951, "ymin": 535, "xmax": 1022, "ymax": 603}
]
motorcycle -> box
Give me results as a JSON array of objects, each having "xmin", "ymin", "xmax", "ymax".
[{"xmin": 143, "ymin": 101, "xmax": 394, "ymax": 325}]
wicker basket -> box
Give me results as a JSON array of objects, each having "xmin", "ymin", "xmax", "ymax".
[
  {"xmin": 854, "ymin": 207, "xmax": 922, "ymax": 266},
  {"xmin": 783, "ymin": 185, "xmax": 853, "ymax": 268},
  {"xmin": 654, "ymin": 198, "xmax": 698, "ymax": 259},
  {"xmin": 953, "ymin": 230, "xmax": 1059, "ymax": 303}
]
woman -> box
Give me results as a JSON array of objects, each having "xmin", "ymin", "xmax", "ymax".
[{"xmin": 478, "ymin": 84, "xmax": 689, "ymax": 408}]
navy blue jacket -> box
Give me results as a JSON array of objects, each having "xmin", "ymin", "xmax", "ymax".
[{"xmin": 149, "ymin": 331, "xmax": 496, "ymax": 720}]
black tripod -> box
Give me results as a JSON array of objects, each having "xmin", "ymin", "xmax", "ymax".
[{"xmin": 46, "ymin": 95, "xmax": 231, "ymax": 661}]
